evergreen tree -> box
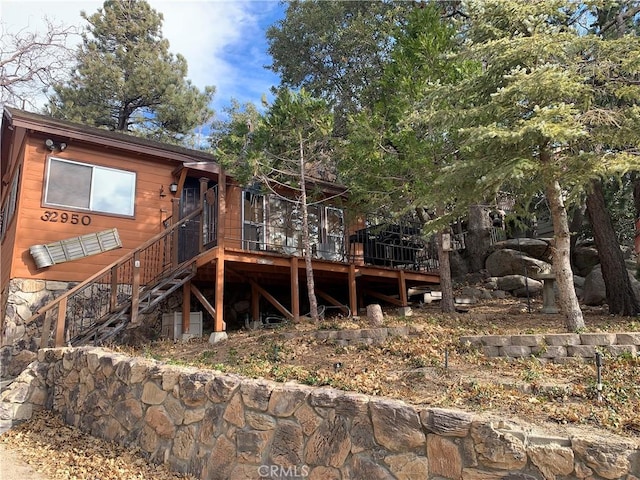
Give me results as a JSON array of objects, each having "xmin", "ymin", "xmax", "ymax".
[
  {"xmin": 420, "ymin": 1, "xmax": 640, "ymax": 330},
  {"xmin": 48, "ymin": 0, "xmax": 214, "ymax": 142}
]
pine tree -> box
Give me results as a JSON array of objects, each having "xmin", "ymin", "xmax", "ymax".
[{"xmin": 48, "ymin": 0, "xmax": 214, "ymax": 142}]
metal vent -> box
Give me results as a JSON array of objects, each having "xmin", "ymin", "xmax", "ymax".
[{"xmin": 30, "ymin": 228, "xmax": 122, "ymax": 268}]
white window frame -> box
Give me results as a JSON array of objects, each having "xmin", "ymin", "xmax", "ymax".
[{"xmin": 44, "ymin": 157, "xmax": 136, "ymax": 217}]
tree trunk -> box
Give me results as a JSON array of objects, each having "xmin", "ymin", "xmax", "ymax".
[
  {"xmin": 542, "ymin": 154, "xmax": 584, "ymax": 331},
  {"xmin": 437, "ymin": 230, "xmax": 455, "ymax": 313},
  {"xmin": 299, "ymin": 136, "xmax": 319, "ymax": 321},
  {"xmin": 465, "ymin": 204, "xmax": 492, "ymax": 272},
  {"xmin": 634, "ymin": 173, "xmax": 640, "ymax": 259},
  {"xmin": 586, "ymin": 180, "xmax": 639, "ymax": 316},
  {"xmin": 568, "ymin": 202, "xmax": 585, "ymax": 271}
]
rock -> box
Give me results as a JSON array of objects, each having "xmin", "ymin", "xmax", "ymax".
[
  {"xmin": 366, "ymin": 304, "xmax": 384, "ymax": 326},
  {"xmin": 572, "ymin": 437, "xmax": 632, "ymax": 479},
  {"xmin": 427, "ymin": 435, "xmax": 462, "ymax": 478},
  {"xmin": 305, "ymin": 414, "xmax": 351, "ymax": 468},
  {"xmin": 496, "ymin": 275, "xmax": 542, "ymax": 294},
  {"xmin": 470, "ymin": 423, "xmax": 527, "ymax": 470},
  {"xmin": 583, "ymin": 265, "xmax": 640, "ymax": 306},
  {"xmin": 422, "ymin": 408, "xmax": 473, "ymax": 437},
  {"xmin": 385, "ymin": 453, "xmax": 429, "ymax": 480},
  {"xmin": 492, "ymin": 239, "xmax": 553, "ymax": 262},
  {"xmin": 485, "ymin": 248, "xmax": 551, "ymax": 277},
  {"xmin": 573, "ymin": 245, "xmax": 600, "ymax": 277},
  {"xmin": 528, "ymin": 444, "xmax": 574, "ymax": 480},
  {"xmin": 370, "ymin": 399, "xmax": 425, "ymax": 452}
]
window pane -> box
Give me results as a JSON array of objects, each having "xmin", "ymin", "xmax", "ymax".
[
  {"xmin": 91, "ymin": 167, "xmax": 136, "ymax": 216},
  {"xmin": 46, "ymin": 159, "xmax": 91, "ymax": 208}
]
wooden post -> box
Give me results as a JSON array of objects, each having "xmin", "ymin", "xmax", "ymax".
[
  {"xmin": 130, "ymin": 251, "xmax": 141, "ymax": 325},
  {"xmin": 55, "ymin": 297, "xmax": 67, "ymax": 347},
  {"xmin": 182, "ymin": 281, "xmax": 191, "ymax": 334},
  {"xmin": 399, "ymin": 270, "xmax": 408, "ymax": 307},
  {"xmin": 291, "ymin": 256, "xmax": 300, "ymax": 322},
  {"xmin": 198, "ymin": 177, "xmax": 208, "ymax": 253},
  {"xmin": 214, "ymin": 170, "xmax": 227, "ymax": 332},
  {"xmin": 348, "ymin": 264, "xmax": 358, "ymax": 317}
]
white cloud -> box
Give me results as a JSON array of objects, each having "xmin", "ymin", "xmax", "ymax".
[{"xmin": 0, "ymin": 0, "xmax": 282, "ymax": 113}]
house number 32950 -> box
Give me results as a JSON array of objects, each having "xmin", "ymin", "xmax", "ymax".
[{"xmin": 40, "ymin": 210, "xmax": 92, "ymax": 225}]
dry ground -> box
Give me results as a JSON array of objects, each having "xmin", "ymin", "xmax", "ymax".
[
  {"xmin": 128, "ymin": 296, "xmax": 640, "ymax": 440},
  {"xmin": 0, "ymin": 297, "xmax": 638, "ymax": 480}
]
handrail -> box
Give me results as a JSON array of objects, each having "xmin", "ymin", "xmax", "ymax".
[{"xmin": 32, "ymin": 207, "xmax": 202, "ymax": 346}]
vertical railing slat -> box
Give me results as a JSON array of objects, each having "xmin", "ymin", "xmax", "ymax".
[{"xmin": 55, "ymin": 297, "xmax": 67, "ymax": 347}]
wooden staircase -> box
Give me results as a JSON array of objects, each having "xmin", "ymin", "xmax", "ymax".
[
  {"xmin": 69, "ymin": 264, "xmax": 195, "ymax": 345},
  {"xmin": 29, "ymin": 208, "xmax": 205, "ymax": 348}
]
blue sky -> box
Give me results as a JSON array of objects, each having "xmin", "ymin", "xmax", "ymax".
[{"xmin": 0, "ymin": 0, "xmax": 286, "ymax": 116}]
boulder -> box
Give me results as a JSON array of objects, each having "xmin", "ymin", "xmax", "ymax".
[
  {"xmin": 583, "ymin": 265, "xmax": 640, "ymax": 306},
  {"xmin": 492, "ymin": 238, "xmax": 553, "ymax": 262},
  {"xmin": 485, "ymin": 249, "xmax": 551, "ymax": 277},
  {"xmin": 496, "ymin": 275, "xmax": 543, "ymax": 296},
  {"xmin": 573, "ymin": 245, "xmax": 600, "ymax": 277}
]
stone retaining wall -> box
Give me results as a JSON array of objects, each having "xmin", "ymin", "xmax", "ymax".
[
  {"xmin": 460, "ymin": 332, "xmax": 640, "ymax": 361},
  {"xmin": 2, "ymin": 347, "xmax": 638, "ymax": 479},
  {"xmin": 280, "ymin": 326, "xmax": 417, "ymax": 347}
]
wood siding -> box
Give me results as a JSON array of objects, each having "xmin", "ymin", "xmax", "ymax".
[{"xmin": 9, "ymin": 134, "xmax": 180, "ymax": 282}]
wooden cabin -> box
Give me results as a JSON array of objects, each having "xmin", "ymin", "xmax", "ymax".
[{"xmin": 0, "ymin": 108, "xmax": 439, "ymax": 355}]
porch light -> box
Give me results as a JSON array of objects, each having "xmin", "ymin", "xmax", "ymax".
[{"xmin": 169, "ymin": 182, "xmax": 178, "ymax": 193}]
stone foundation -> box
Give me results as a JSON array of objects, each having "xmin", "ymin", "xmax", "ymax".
[
  {"xmin": 1, "ymin": 347, "xmax": 638, "ymax": 479},
  {"xmin": 460, "ymin": 332, "xmax": 640, "ymax": 361}
]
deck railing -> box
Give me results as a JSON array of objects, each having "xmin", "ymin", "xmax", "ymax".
[{"xmin": 34, "ymin": 208, "xmax": 203, "ymax": 347}]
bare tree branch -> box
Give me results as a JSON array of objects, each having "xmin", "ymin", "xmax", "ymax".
[{"xmin": 0, "ymin": 18, "xmax": 78, "ymax": 110}]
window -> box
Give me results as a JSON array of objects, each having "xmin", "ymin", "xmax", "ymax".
[
  {"xmin": 0, "ymin": 166, "xmax": 20, "ymax": 239},
  {"xmin": 44, "ymin": 158, "xmax": 136, "ymax": 216}
]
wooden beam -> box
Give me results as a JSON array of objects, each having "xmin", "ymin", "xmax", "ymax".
[
  {"xmin": 250, "ymin": 280, "xmax": 293, "ymax": 320},
  {"xmin": 363, "ymin": 289, "xmax": 404, "ymax": 306},
  {"xmin": 291, "ymin": 257, "xmax": 300, "ymax": 322},
  {"xmin": 182, "ymin": 281, "xmax": 191, "ymax": 334},
  {"xmin": 315, "ymin": 289, "xmax": 350, "ymax": 315},
  {"xmin": 190, "ymin": 283, "xmax": 216, "ymax": 319}
]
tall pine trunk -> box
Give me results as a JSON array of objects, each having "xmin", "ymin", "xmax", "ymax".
[
  {"xmin": 299, "ymin": 135, "xmax": 319, "ymax": 321},
  {"xmin": 586, "ymin": 180, "xmax": 639, "ymax": 316},
  {"xmin": 542, "ymin": 151, "xmax": 585, "ymax": 331}
]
